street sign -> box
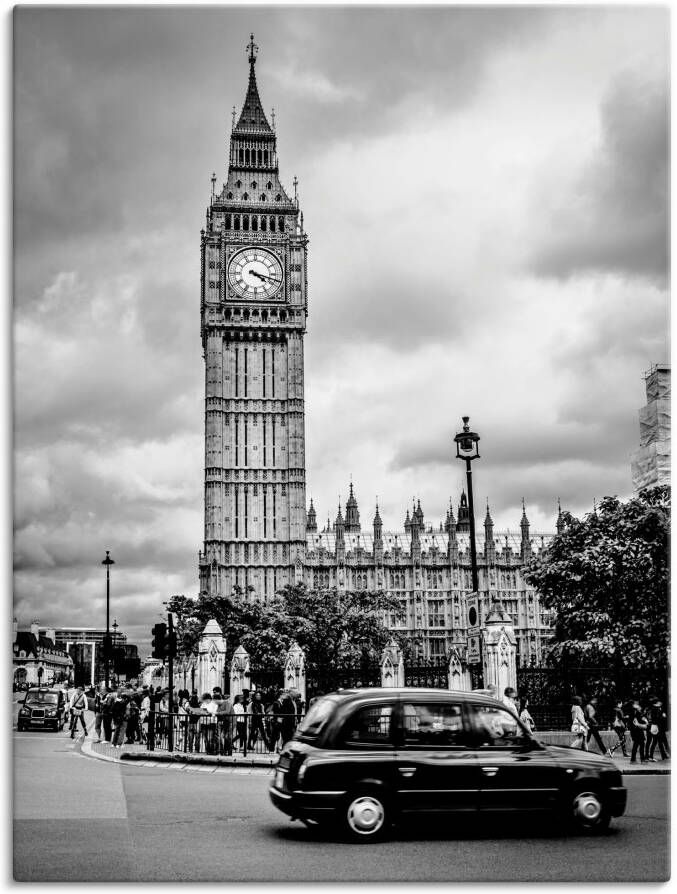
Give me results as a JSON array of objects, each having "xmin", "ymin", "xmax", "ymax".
[{"xmin": 467, "ymin": 634, "xmax": 481, "ymax": 664}]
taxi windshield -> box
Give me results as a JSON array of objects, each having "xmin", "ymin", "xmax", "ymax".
[
  {"xmin": 296, "ymin": 696, "xmax": 338, "ymax": 739},
  {"xmin": 25, "ymin": 692, "xmax": 58, "ymax": 705}
]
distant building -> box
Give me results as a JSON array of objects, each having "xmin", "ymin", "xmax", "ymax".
[
  {"xmin": 13, "ymin": 620, "xmax": 73, "ymax": 687},
  {"xmin": 41, "ymin": 626, "xmax": 138, "ymax": 687},
  {"xmin": 631, "ymin": 364, "xmax": 670, "ymax": 492}
]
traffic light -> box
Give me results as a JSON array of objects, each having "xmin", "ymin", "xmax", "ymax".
[
  {"xmin": 151, "ymin": 622, "xmax": 167, "ymax": 659},
  {"xmin": 167, "ymin": 630, "xmax": 177, "ymax": 659}
]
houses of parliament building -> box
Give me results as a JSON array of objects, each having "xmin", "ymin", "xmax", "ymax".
[{"xmin": 198, "ymin": 36, "xmax": 556, "ymax": 665}]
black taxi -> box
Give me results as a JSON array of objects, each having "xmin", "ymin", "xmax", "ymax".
[
  {"xmin": 17, "ymin": 688, "xmax": 67, "ymax": 731},
  {"xmin": 269, "ymin": 688, "xmax": 627, "ymax": 841}
]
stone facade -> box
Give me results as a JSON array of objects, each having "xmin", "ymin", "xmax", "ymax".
[
  {"xmin": 198, "ymin": 39, "xmax": 556, "ymax": 667},
  {"xmin": 631, "ymin": 363, "xmax": 670, "ymax": 492},
  {"xmin": 305, "ymin": 488, "xmax": 556, "ymax": 664}
]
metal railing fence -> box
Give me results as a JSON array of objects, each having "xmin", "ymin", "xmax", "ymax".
[{"xmin": 143, "ymin": 711, "xmax": 304, "ymax": 757}]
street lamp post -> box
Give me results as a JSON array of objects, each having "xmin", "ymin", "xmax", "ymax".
[
  {"xmin": 453, "ymin": 416, "xmax": 481, "ymax": 593},
  {"xmin": 102, "ymin": 551, "xmax": 114, "ymax": 689}
]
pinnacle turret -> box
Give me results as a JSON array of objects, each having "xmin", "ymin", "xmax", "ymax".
[{"xmin": 233, "ymin": 34, "xmax": 274, "ymax": 135}]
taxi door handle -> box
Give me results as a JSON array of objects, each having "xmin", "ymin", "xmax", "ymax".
[
  {"xmin": 481, "ymin": 766, "xmax": 499, "ymax": 777},
  {"xmin": 398, "ymin": 767, "xmax": 417, "ymax": 777}
]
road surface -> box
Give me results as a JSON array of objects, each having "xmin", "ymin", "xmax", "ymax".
[{"xmin": 13, "ymin": 727, "xmax": 669, "ymax": 882}]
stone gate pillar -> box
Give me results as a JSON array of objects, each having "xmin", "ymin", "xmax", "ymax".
[
  {"xmin": 230, "ymin": 645, "xmax": 251, "ymax": 699},
  {"xmin": 481, "ymin": 602, "xmax": 517, "ymax": 697},
  {"xmin": 447, "ymin": 647, "xmax": 471, "ymax": 691},
  {"xmin": 284, "ymin": 641, "xmax": 306, "ymax": 704},
  {"xmin": 380, "ymin": 638, "xmax": 404, "ymax": 687},
  {"xmin": 197, "ymin": 619, "xmax": 227, "ymax": 695}
]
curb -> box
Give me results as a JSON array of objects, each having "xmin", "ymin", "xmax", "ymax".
[
  {"xmin": 80, "ymin": 742, "xmax": 668, "ymax": 776},
  {"xmin": 119, "ymin": 750, "xmax": 279, "ymax": 770}
]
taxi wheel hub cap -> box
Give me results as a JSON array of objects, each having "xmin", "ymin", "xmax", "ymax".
[
  {"xmin": 573, "ymin": 792, "xmax": 602, "ymax": 824},
  {"xmin": 347, "ymin": 796, "xmax": 384, "ymax": 834}
]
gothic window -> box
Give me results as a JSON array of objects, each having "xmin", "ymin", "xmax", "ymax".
[
  {"xmin": 264, "ymin": 150, "xmax": 269, "ymax": 165},
  {"xmin": 236, "ymin": 180, "xmax": 242, "ymax": 188},
  {"xmin": 225, "ymin": 216, "xmax": 231, "ymax": 230},
  {"xmin": 252, "ymin": 216, "xmax": 258, "ymax": 231},
  {"xmin": 234, "ymin": 217, "xmax": 240, "ymax": 231},
  {"xmin": 266, "ymin": 181, "xmax": 273, "ymax": 189},
  {"xmin": 260, "ymin": 194, "xmax": 266, "ymax": 202},
  {"xmin": 275, "ymin": 194, "xmax": 281, "ymax": 202},
  {"xmin": 227, "ymin": 192, "xmax": 233, "ymax": 200},
  {"xmin": 258, "ymin": 149, "xmax": 262, "ymax": 164},
  {"xmin": 278, "ymin": 216, "xmax": 284, "ymax": 230},
  {"xmin": 270, "ymin": 217, "xmax": 276, "ymax": 232},
  {"xmin": 245, "ymin": 149, "xmax": 250, "ymax": 165},
  {"xmin": 238, "ymin": 150, "xmax": 243, "ymax": 164},
  {"xmin": 261, "ymin": 217, "xmax": 267, "ymax": 232},
  {"xmin": 243, "ymin": 192, "xmax": 249, "ymax": 201},
  {"xmin": 243, "ymin": 216, "xmax": 249, "ymax": 231},
  {"xmin": 251, "ymin": 181, "xmax": 257, "ymax": 189},
  {"xmin": 280, "ymin": 311, "xmax": 286, "ymax": 322}
]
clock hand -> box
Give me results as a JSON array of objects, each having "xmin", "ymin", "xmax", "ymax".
[{"xmin": 249, "ymin": 269, "xmax": 281, "ymax": 283}]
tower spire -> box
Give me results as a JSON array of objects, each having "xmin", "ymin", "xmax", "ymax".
[{"xmin": 247, "ymin": 33, "xmax": 258, "ymax": 65}]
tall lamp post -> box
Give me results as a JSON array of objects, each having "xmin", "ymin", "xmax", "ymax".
[
  {"xmin": 102, "ymin": 551, "xmax": 114, "ymax": 689},
  {"xmin": 454, "ymin": 416, "xmax": 481, "ymax": 593}
]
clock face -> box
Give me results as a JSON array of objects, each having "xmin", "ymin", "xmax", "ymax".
[{"xmin": 227, "ymin": 247, "xmax": 284, "ymax": 300}]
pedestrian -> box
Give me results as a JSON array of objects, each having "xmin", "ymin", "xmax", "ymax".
[
  {"xmin": 570, "ymin": 696, "xmax": 588, "ymax": 750},
  {"xmin": 111, "ymin": 691, "xmax": 129, "ymax": 748},
  {"xmin": 139, "ymin": 687, "xmax": 151, "ymax": 744},
  {"xmin": 68, "ymin": 686, "xmax": 88, "ymax": 739},
  {"xmin": 216, "ymin": 691, "xmax": 234, "ymax": 755},
  {"xmin": 610, "ymin": 700, "xmax": 628, "ymax": 757},
  {"xmin": 647, "ymin": 699, "xmax": 669, "ymax": 761},
  {"xmin": 92, "ymin": 685, "xmax": 107, "ymax": 743},
  {"xmin": 200, "ymin": 692, "xmax": 217, "ymax": 754},
  {"xmin": 232, "ymin": 694, "xmax": 246, "ymax": 751},
  {"xmin": 584, "ymin": 697, "xmax": 610, "ymax": 755},
  {"xmin": 629, "ymin": 700, "xmax": 648, "ymax": 764},
  {"xmin": 247, "ymin": 690, "xmax": 267, "ymax": 751},
  {"xmin": 502, "ymin": 687, "xmax": 518, "ymax": 715},
  {"xmin": 279, "ymin": 689, "xmax": 296, "ymax": 748},
  {"xmin": 102, "ymin": 687, "xmax": 116, "ymax": 742},
  {"xmin": 519, "ymin": 697, "xmax": 536, "ymax": 734},
  {"xmin": 186, "ymin": 693, "xmax": 203, "ymax": 752},
  {"xmin": 126, "ymin": 694, "xmax": 140, "ymax": 744}
]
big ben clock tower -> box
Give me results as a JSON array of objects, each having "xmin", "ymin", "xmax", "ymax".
[{"xmin": 199, "ymin": 35, "xmax": 308, "ymax": 602}]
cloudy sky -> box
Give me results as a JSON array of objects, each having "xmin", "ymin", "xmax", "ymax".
[{"xmin": 14, "ymin": 6, "xmax": 669, "ymax": 649}]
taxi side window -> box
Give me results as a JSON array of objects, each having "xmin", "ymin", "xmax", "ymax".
[
  {"xmin": 473, "ymin": 705, "xmax": 524, "ymax": 747},
  {"xmin": 401, "ymin": 702, "xmax": 467, "ymax": 747},
  {"xmin": 341, "ymin": 704, "xmax": 393, "ymax": 745}
]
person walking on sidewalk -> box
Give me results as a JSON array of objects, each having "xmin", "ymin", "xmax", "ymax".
[
  {"xmin": 68, "ymin": 686, "xmax": 88, "ymax": 739},
  {"xmin": 629, "ymin": 700, "xmax": 648, "ymax": 764},
  {"xmin": 92, "ymin": 686, "xmax": 107, "ymax": 743},
  {"xmin": 584, "ymin": 697, "xmax": 610, "ymax": 755},
  {"xmin": 111, "ymin": 691, "xmax": 130, "ymax": 748},
  {"xmin": 570, "ymin": 696, "xmax": 588, "ymax": 750},
  {"xmin": 610, "ymin": 700, "xmax": 628, "ymax": 757},
  {"xmin": 102, "ymin": 688, "xmax": 116, "ymax": 743},
  {"xmin": 647, "ymin": 699, "xmax": 670, "ymax": 761}
]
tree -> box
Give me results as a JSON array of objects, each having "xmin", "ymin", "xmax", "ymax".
[
  {"xmin": 524, "ymin": 485, "xmax": 669, "ymax": 677},
  {"xmin": 166, "ymin": 584, "xmax": 401, "ymax": 672}
]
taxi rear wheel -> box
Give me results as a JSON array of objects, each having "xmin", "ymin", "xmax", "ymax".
[
  {"xmin": 569, "ymin": 788, "xmax": 610, "ymax": 834},
  {"xmin": 341, "ymin": 789, "xmax": 390, "ymax": 842}
]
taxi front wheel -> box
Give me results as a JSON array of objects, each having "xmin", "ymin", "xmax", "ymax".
[
  {"xmin": 342, "ymin": 789, "xmax": 391, "ymax": 842},
  {"xmin": 569, "ymin": 789, "xmax": 610, "ymax": 834}
]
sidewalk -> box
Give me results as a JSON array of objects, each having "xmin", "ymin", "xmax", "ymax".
[
  {"xmin": 83, "ymin": 737, "xmax": 279, "ymax": 770},
  {"xmin": 81, "ymin": 737, "xmax": 668, "ymax": 774}
]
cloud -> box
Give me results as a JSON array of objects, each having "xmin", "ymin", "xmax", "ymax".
[{"xmin": 529, "ymin": 70, "xmax": 669, "ymax": 284}]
